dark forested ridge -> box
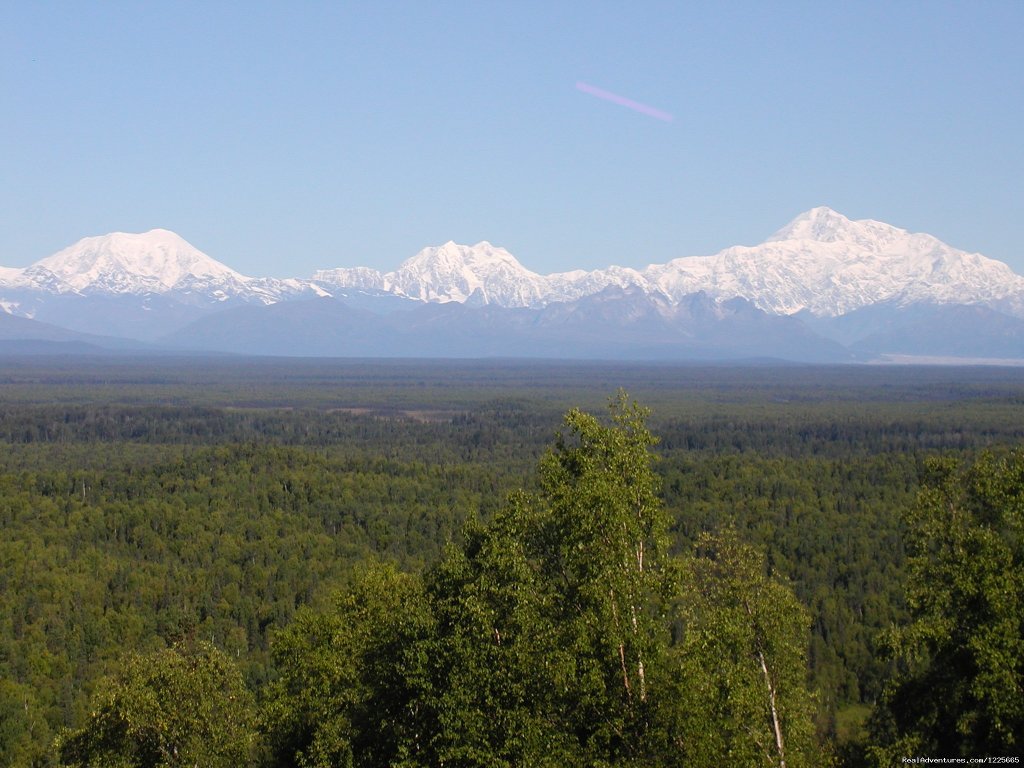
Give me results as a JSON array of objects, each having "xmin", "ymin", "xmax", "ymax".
[{"xmin": 0, "ymin": 357, "xmax": 1022, "ymax": 765}]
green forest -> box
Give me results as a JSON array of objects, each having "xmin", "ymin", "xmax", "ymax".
[{"xmin": 0, "ymin": 358, "xmax": 1022, "ymax": 766}]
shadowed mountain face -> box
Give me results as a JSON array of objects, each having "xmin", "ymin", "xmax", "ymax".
[
  {"xmin": 0, "ymin": 309, "xmax": 154, "ymax": 354},
  {"xmin": 809, "ymin": 302, "xmax": 1024, "ymax": 359},
  {"xmin": 2, "ymin": 210, "xmax": 1023, "ymax": 362},
  {"xmin": 161, "ymin": 289, "xmax": 852, "ymax": 362}
]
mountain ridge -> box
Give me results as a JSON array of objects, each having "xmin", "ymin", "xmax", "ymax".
[
  {"xmin": 3, "ymin": 208, "xmax": 1022, "ymax": 320},
  {"xmin": 311, "ymin": 207, "xmax": 1024, "ymax": 318},
  {"xmin": 2, "ymin": 208, "xmax": 1023, "ymax": 361}
]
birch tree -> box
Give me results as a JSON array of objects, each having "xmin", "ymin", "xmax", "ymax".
[
  {"xmin": 660, "ymin": 529, "xmax": 817, "ymax": 768},
  {"xmin": 417, "ymin": 502, "xmax": 573, "ymax": 766},
  {"xmin": 530, "ymin": 391, "xmax": 672, "ymax": 763}
]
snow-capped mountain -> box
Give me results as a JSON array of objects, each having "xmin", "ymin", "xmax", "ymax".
[
  {"xmin": 645, "ymin": 207, "xmax": 1024, "ymax": 317},
  {"xmin": 312, "ymin": 207, "xmax": 1024, "ymax": 319},
  {"xmin": 0, "ymin": 229, "xmax": 325, "ymax": 340},
  {"xmin": 315, "ymin": 241, "xmax": 554, "ymax": 306},
  {"xmin": 3, "ymin": 208, "xmax": 1023, "ymax": 360},
  {"xmin": 313, "ymin": 241, "xmax": 653, "ymax": 308},
  {"xmin": 34, "ymin": 229, "xmax": 250, "ymax": 295},
  {"xmin": 0, "ymin": 229, "xmax": 322, "ymax": 304},
  {"xmin": 7, "ymin": 209, "xmax": 1021, "ymax": 318}
]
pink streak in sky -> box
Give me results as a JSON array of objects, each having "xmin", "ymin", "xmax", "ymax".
[{"xmin": 575, "ymin": 81, "xmax": 673, "ymax": 122}]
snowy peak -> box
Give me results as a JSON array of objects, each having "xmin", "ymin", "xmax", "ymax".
[
  {"xmin": 316, "ymin": 241, "xmax": 551, "ymax": 306},
  {"xmin": 765, "ymin": 207, "xmax": 904, "ymax": 250},
  {"xmin": 396, "ymin": 241, "xmax": 532, "ymax": 279},
  {"xmin": 4, "ymin": 210, "xmax": 1024, "ymax": 329},
  {"xmin": 689, "ymin": 208, "xmax": 1024, "ymax": 316},
  {"xmin": 34, "ymin": 229, "xmax": 245, "ymax": 294},
  {"xmin": 0, "ymin": 229, "xmax": 327, "ymax": 311},
  {"xmin": 767, "ymin": 206, "xmax": 853, "ymax": 242},
  {"xmin": 310, "ymin": 210, "xmax": 1024, "ymax": 319},
  {"xmin": 389, "ymin": 241, "xmax": 546, "ymax": 304}
]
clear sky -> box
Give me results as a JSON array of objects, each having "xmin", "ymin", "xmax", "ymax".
[{"xmin": 3, "ymin": 1, "xmax": 1023, "ymax": 277}]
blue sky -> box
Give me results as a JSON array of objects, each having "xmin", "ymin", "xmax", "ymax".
[{"xmin": 3, "ymin": 1, "xmax": 1022, "ymax": 277}]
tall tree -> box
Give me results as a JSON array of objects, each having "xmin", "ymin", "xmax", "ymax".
[
  {"xmin": 417, "ymin": 503, "xmax": 571, "ymax": 766},
  {"xmin": 261, "ymin": 564, "xmax": 434, "ymax": 768},
  {"xmin": 871, "ymin": 451, "xmax": 1024, "ymax": 760},
  {"xmin": 658, "ymin": 529, "xmax": 818, "ymax": 768},
  {"xmin": 262, "ymin": 393, "xmax": 820, "ymax": 766},
  {"xmin": 531, "ymin": 392, "xmax": 672, "ymax": 762},
  {"xmin": 56, "ymin": 641, "xmax": 255, "ymax": 768},
  {"xmin": 406, "ymin": 392, "xmax": 672, "ymax": 765}
]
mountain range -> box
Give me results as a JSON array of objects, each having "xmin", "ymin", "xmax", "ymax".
[{"xmin": 2, "ymin": 207, "xmax": 1023, "ymax": 362}]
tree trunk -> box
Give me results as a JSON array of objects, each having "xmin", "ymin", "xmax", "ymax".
[
  {"xmin": 757, "ymin": 645, "xmax": 786, "ymax": 768},
  {"xmin": 746, "ymin": 599, "xmax": 786, "ymax": 768}
]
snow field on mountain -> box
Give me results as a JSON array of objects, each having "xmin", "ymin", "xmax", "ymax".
[{"xmin": 3, "ymin": 208, "xmax": 1023, "ymax": 319}]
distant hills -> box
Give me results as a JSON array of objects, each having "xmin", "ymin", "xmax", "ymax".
[{"xmin": 2, "ymin": 208, "xmax": 1023, "ymax": 362}]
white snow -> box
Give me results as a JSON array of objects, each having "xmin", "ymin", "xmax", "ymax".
[
  {"xmin": 0, "ymin": 229, "xmax": 327, "ymax": 305},
  {"xmin": 313, "ymin": 207, "xmax": 1024, "ymax": 318},
  {"xmin": 3, "ymin": 209, "xmax": 1023, "ymax": 320},
  {"xmin": 33, "ymin": 229, "xmax": 247, "ymax": 293}
]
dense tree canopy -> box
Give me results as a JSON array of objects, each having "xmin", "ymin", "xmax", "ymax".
[
  {"xmin": 56, "ymin": 641, "xmax": 255, "ymax": 768},
  {"xmin": 871, "ymin": 451, "xmax": 1024, "ymax": 761},
  {"xmin": 262, "ymin": 393, "xmax": 819, "ymax": 766},
  {"xmin": 0, "ymin": 363, "xmax": 1022, "ymax": 765},
  {"xmin": 666, "ymin": 529, "xmax": 817, "ymax": 767}
]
